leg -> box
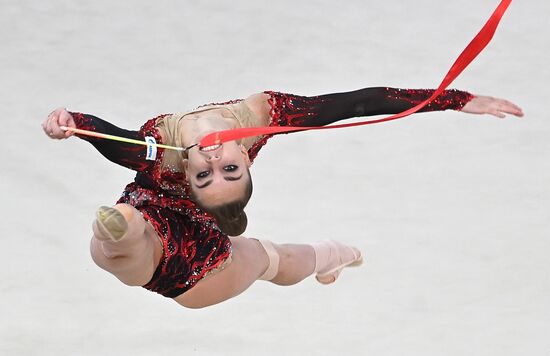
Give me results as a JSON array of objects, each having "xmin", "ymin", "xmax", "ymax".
[
  {"xmin": 174, "ymin": 236, "xmax": 270, "ymax": 308},
  {"xmin": 174, "ymin": 238, "xmax": 362, "ymax": 308},
  {"xmin": 175, "ymin": 237, "xmax": 317, "ymax": 308},
  {"xmin": 266, "ymin": 243, "xmax": 316, "ymax": 286},
  {"xmin": 90, "ymin": 204, "xmax": 162, "ymax": 286},
  {"xmin": 258, "ymin": 239, "xmax": 362, "ymax": 285}
]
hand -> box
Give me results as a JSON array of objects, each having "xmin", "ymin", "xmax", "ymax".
[
  {"xmin": 461, "ymin": 95, "xmax": 524, "ymax": 118},
  {"xmin": 42, "ymin": 108, "xmax": 76, "ymax": 139}
]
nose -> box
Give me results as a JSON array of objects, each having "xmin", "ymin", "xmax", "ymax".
[{"xmin": 206, "ymin": 154, "xmax": 220, "ymax": 162}]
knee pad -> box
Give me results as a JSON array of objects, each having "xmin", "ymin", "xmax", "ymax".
[
  {"xmin": 93, "ymin": 206, "xmax": 129, "ymax": 242},
  {"xmin": 258, "ymin": 239, "xmax": 280, "ymax": 281}
]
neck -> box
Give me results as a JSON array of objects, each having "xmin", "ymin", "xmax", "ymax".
[{"xmin": 181, "ymin": 116, "xmax": 236, "ymax": 146}]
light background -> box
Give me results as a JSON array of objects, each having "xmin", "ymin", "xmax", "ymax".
[{"xmin": 1, "ymin": 1, "xmax": 548, "ymax": 355}]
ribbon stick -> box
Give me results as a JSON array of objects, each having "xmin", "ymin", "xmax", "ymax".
[
  {"xmin": 200, "ymin": 0, "xmax": 512, "ymax": 148},
  {"xmin": 61, "ymin": 126, "xmax": 186, "ymax": 152}
]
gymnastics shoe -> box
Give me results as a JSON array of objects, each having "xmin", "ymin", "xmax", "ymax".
[
  {"xmin": 313, "ymin": 240, "xmax": 363, "ymax": 285},
  {"xmin": 93, "ymin": 206, "xmax": 128, "ymax": 242}
]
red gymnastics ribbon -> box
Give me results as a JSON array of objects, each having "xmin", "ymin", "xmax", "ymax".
[{"xmin": 200, "ymin": 0, "xmax": 512, "ymax": 147}]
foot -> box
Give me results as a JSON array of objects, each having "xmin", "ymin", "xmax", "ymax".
[
  {"xmin": 313, "ymin": 240, "xmax": 363, "ymax": 285},
  {"xmin": 93, "ymin": 206, "xmax": 128, "ymax": 242}
]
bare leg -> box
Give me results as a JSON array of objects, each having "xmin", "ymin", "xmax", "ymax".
[
  {"xmin": 270, "ymin": 243, "xmax": 315, "ymax": 286},
  {"xmin": 259, "ymin": 240, "xmax": 362, "ymax": 285},
  {"xmin": 174, "ymin": 236, "xmax": 269, "ymax": 308},
  {"xmin": 90, "ymin": 204, "xmax": 162, "ymax": 286},
  {"xmin": 175, "ymin": 238, "xmax": 317, "ymax": 308}
]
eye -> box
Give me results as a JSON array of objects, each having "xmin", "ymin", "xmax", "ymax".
[
  {"xmin": 197, "ymin": 171, "xmax": 210, "ymax": 179},
  {"xmin": 224, "ymin": 165, "xmax": 238, "ymax": 172}
]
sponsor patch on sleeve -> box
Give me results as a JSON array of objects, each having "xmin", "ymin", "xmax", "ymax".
[{"xmin": 145, "ymin": 136, "xmax": 157, "ymax": 161}]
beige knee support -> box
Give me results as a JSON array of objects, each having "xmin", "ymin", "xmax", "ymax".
[
  {"xmin": 93, "ymin": 206, "xmax": 129, "ymax": 242},
  {"xmin": 258, "ymin": 239, "xmax": 280, "ymax": 281}
]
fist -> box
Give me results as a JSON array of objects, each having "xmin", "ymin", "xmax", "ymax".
[{"xmin": 42, "ymin": 108, "xmax": 76, "ymax": 139}]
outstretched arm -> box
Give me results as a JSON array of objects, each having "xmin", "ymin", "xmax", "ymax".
[
  {"xmin": 245, "ymin": 87, "xmax": 523, "ymax": 127},
  {"xmin": 42, "ymin": 108, "xmax": 163, "ymax": 172}
]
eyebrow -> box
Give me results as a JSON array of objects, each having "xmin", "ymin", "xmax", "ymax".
[{"xmin": 195, "ymin": 173, "xmax": 243, "ymax": 189}]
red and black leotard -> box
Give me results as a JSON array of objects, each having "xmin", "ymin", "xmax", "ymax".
[{"xmin": 72, "ymin": 87, "xmax": 473, "ymax": 298}]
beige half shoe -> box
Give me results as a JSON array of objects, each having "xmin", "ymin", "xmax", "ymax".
[
  {"xmin": 93, "ymin": 206, "xmax": 128, "ymax": 242},
  {"xmin": 314, "ymin": 240, "xmax": 363, "ymax": 285}
]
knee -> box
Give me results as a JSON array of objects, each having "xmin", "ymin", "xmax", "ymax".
[
  {"xmin": 257, "ymin": 239, "xmax": 281, "ymax": 281},
  {"xmin": 113, "ymin": 203, "xmax": 137, "ymax": 220},
  {"xmin": 269, "ymin": 248, "xmax": 296, "ymax": 286}
]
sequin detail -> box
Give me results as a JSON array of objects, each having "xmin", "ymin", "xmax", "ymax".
[
  {"xmin": 72, "ymin": 112, "xmax": 232, "ymax": 298},
  {"xmin": 243, "ymin": 91, "xmax": 324, "ymax": 162},
  {"xmin": 115, "ymin": 119, "xmax": 231, "ymax": 298},
  {"xmin": 383, "ymin": 88, "xmax": 474, "ymax": 111},
  {"xmin": 71, "ymin": 112, "xmax": 168, "ymax": 172},
  {"xmin": 136, "ymin": 205, "xmax": 231, "ymax": 298},
  {"xmin": 264, "ymin": 91, "xmax": 328, "ymax": 126}
]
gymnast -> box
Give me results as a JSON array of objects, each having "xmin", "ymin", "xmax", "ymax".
[{"xmin": 43, "ymin": 87, "xmax": 523, "ymax": 308}]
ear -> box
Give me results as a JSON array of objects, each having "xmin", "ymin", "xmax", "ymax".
[{"xmin": 240, "ymin": 144, "xmax": 251, "ymax": 167}]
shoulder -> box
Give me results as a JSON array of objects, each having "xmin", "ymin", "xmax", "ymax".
[{"xmin": 243, "ymin": 93, "xmax": 271, "ymax": 124}]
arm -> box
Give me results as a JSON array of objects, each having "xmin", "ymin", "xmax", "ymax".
[
  {"xmin": 245, "ymin": 87, "xmax": 523, "ymax": 127},
  {"xmin": 42, "ymin": 108, "xmax": 163, "ymax": 172}
]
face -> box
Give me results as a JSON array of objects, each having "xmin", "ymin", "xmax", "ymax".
[{"xmin": 184, "ymin": 141, "xmax": 251, "ymax": 207}]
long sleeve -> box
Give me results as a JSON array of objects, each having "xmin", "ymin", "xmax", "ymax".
[
  {"xmin": 70, "ymin": 112, "xmax": 167, "ymax": 172},
  {"xmin": 265, "ymin": 87, "xmax": 474, "ymax": 127}
]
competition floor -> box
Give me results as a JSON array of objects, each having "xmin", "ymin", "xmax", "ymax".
[{"xmin": 1, "ymin": 1, "xmax": 549, "ymax": 355}]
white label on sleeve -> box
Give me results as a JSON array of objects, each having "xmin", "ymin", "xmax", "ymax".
[{"xmin": 145, "ymin": 136, "xmax": 157, "ymax": 161}]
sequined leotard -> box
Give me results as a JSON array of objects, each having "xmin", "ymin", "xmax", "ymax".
[{"xmin": 73, "ymin": 87, "xmax": 473, "ymax": 298}]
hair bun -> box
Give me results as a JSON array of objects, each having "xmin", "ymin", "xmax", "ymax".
[{"xmin": 215, "ymin": 211, "xmax": 247, "ymax": 236}]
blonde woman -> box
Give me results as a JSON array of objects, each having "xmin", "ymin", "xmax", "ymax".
[{"xmin": 43, "ymin": 86, "xmax": 522, "ymax": 308}]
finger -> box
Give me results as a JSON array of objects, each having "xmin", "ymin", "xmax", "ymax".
[
  {"xmin": 61, "ymin": 125, "xmax": 74, "ymax": 138},
  {"xmin": 42, "ymin": 112, "xmax": 53, "ymax": 129},
  {"xmin": 499, "ymin": 103, "xmax": 524, "ymax": 117},
  {"xmin": 50, "ymin": 117, "xmax": 65, "ymax": 137},
  {"xmin": 510, "ymin": 105, "xmax": 524, "ymax": 117},
  {"xmin": 45, "ymin": 117, "xmax": 55, "ymax": 136},
  {"xmin": 502, "ymin": 107, "xmax": 524, "ymax": 117},
  {"xmin": 45, "ymin": 109, "xmax": 65, "ymax": 137},
  {"xmin": 42, "ymin": 122, "xmax": 51, "ymax": 137},
  {"xmin": 47, "ymin": 113, "xmax": 64, "ymax": 137},
  {"xmin": 59, "ymin": 110, "xmax": 76, "ymax": 138},
  {"xmin": 503, "ymin": 99, "xmax": 521, "ymax": 111},
  {"xmin": 490, "ymin": 110, "xmax": 506, "ymax": 119},
  {"xmin": 501, "ymin": 100, "xmax": 524, "ymax": 117},
  {"xmin": 58, "ymin": 111, "xmax": 71, "ymax": 129}
]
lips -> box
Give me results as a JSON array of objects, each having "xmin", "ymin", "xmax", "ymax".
[{"xmin": 199, "ymin": 143, "xmax": 221, "ymax": 152}]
